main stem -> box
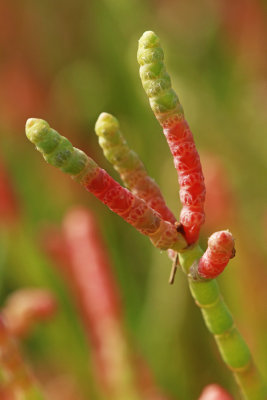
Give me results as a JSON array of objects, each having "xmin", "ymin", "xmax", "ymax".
[{"xmin": 178, "ymin": 245, "xmax": 267, "ymax": 400}]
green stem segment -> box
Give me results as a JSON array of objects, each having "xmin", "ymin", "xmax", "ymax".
[
  {"xmin": 179, "ymin": 246, "xmax": 267, "ymax": 400},
  {"xmin": 137, "ymin": 31, "xmax": 183, "ymax": 125}
]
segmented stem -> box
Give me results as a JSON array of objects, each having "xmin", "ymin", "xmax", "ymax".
[
  {"xmin": 138, "ymin": 32, "xmax": 266, "ymax": 398},
  {"xmin": 95, "ymin": 112, "xmax": 176, "ymax": 224},
  {"xmin": 138, "ymin": 31, "xmax": 206, "ymax": 244},
  {"xmin": 137, "ymin": 32, "xmax": 183, "ymax": 125},
  {"xmin": 25, "ymin": 118, "xmax": 186, "ymax": 251},
  {"xmin": 179, "ymin": 246, "xmax": 267, "ymax": 400}
]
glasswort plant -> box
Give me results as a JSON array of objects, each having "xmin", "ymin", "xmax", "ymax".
[{"xmin": 25, "ymin": 31, "xmax": 267, "ymax": 400}]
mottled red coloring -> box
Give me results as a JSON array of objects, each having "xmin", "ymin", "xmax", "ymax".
[
  {"xmin": 198, "ymin": 231, "xmax": 235, "ymax": 279},
  {"xmin": 163, "ymin": 118, "xmax": 205, "ymax": 244},
  {"xmin": 129, "ymin": 175, "xmax": 176, "ymax": 224},
  {"xmin": 101, "ymin": 184, "xmax": 135, "ymax": 215},
  {"xmin": 147, "ymin": 194, "xmax": 176, "ymax": 224},
  {"xmin": 84, "ymin": 168, "xmax": 162, "ymax": 236},
  {"xmin": 85, "ymin": 168, "xmax": 113, "ymax": 197}
]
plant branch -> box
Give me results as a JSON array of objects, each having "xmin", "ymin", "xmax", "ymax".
[
  {"xmin": 95, "ymin": 112, "xmax": 176, "ymax": 224},
  {"xmin": 25, "ymin": 118, "xmax": 186, "ymax": 252}
]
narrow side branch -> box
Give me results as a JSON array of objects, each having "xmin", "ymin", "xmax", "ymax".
[{"xmin": 95, "ymin": 112, "xmax": 176, "ymax": 224}]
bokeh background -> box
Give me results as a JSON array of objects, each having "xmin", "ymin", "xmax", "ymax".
[{"xmin": 0, "ymin": 0, "xmax": 267, "ymax": 399}]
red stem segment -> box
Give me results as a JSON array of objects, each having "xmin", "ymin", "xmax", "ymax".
[{"xmin": 163, "ymin": 117, "xmax": 205, "ymax": 244}]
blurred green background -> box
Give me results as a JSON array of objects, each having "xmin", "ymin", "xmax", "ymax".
[{"xmin": 0, "ymin": 0, "xmax": 267, "ymax": 399}]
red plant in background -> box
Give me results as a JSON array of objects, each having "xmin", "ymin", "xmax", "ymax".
[
  {"xmin": 198, "ymin": 384, "xmax": 233, "ymax": 400},
  {"xmin": 0, "ymin": 288, "xmax": 86, "ymax": 400},
  {"xmin": 0, "ymin": 157, "xmax": 19, "ymax": 225},
  {"xmin": 219, "ymin": 0, "xmax": 267, "ymax": 76},
  {"xmin": 39, "ymin": 372, "xmax": 87, "ymax": 400},
  {"xmin": 0, "ymin": 315, "xmax": 37, "ymax": 396},
  {"xmin": 0, "ymin": 290, "xmax": 56, "ymax": 398},
  {"xmin": 0, "ymin": 59, "xmax": 46, "ymax": 130},
  {"xmin": 46, "ymin": 208, "xmax": 137, "ymax": 397},
  {"xmin": 0, "ymin": 388, "xmax": 12, "ymax": 400},
  {"xmin": 0, "ymin": 0, "xmax": 47, "ymax": 131},
  {"xmin": 2, "ymin": 289, "xmax": 56, "ymax": 338},
  {"xmin": 201, "ymin": 154, "xmax": 237, "ymax": 232},
  {"xmin": 62, "ymin": 207, "xmax": 122, "ymax": 339},
  {"xmin": 42, "ymin": 207, "xmax": 174, "ymax": 399}
]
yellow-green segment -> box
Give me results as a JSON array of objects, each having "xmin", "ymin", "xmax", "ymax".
[{"xmin": 138, "ymin": 31, "xmax": 184, "ymax": 124}]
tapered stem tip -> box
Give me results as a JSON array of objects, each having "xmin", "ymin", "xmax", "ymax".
[
  {"xmin": 26, "ymin": 118, "xmax": 39, "ymax": 131},
  {"xmin": 139, "ymin": 31, "xmax": 160, "ymax": 48},
  {"xmin": 208, "ymin": 230, "xmax": 235, "ymax": 254},
  {"xmin": 25, "ymin": 118, "xmax": 49, "ymax": 144},
  {"xmin": 95, "ymin": 112, "xmax": 119, "ymax": 136}
]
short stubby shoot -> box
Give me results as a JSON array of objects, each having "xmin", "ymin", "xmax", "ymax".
[{"xmin": 198, "ymin": 230, "xmax": 235, "ymax": 279}]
